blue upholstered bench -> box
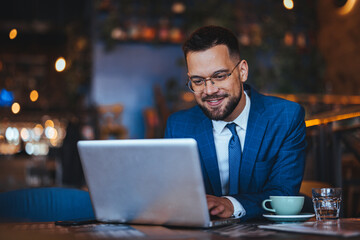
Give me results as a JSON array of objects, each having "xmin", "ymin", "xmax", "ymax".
[{"xmin": 0, "ymin": 187, "xmax": 95, "ymax": 222}]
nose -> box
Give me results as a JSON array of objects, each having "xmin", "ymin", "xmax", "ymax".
[{"xmin": 203, "ymin": 79, "xmax": 219, "ymax": 95}]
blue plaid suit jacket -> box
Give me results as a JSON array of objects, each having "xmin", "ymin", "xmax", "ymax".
[{"xmin": 164, "ymin": 84, "xmax": 307, "ymax": 221}]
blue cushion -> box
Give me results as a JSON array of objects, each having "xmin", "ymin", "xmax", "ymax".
[{"xmin": 0, "ymin": 187, "xmax": 95, "ymax": 222}]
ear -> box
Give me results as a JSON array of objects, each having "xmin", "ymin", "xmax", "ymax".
[{"xmin": 238, "ymin": 60, "xmax": 248, "ymax": 83}]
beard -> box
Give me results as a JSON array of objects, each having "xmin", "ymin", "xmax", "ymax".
[{"xmin": 198, "ymin": 90, "xmax": 242, "ymax": 121}]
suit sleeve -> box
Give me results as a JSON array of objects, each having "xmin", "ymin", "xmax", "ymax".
[{"xmin": 234, "ymin": 105, "xmax": 307, "ymax": 221}]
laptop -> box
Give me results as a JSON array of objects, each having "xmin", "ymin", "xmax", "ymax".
[{"xmin": 77, "ymin": 138, "xmax": 240, "ymax": 228}]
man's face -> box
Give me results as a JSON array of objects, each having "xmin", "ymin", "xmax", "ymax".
[{"xmin": 186, "ymin": 45, "xmax": 248, "ymax": 122}]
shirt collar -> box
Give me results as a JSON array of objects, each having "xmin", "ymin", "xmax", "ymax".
[{"xmin": 212, "ymin": 91, "xmax": 251, "ymax": 134}]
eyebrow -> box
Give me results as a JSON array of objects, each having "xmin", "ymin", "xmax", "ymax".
[{"xmin": 189, "ymin": 68, "xmax": 230, "ymax": 78}]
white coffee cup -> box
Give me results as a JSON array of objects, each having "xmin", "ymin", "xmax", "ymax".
[{"xmin": 262, "ymin": 196, "xmax": 304, "ymax": 215}]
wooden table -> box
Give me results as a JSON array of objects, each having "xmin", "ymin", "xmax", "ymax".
[{"xmin": 1, "ymin": 219, "xmax": 360, "ymax": 239}]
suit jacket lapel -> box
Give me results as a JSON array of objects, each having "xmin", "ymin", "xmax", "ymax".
[
  {"xmin": 196, "ymin": 115, "xmax": 222, "ymax": 196},
  {"xmin": 192, "ymin": 85, "xmax": 269, "ymax": 196},
  {"xmin": 240, "ymin": 86, "xmax": 269, "ymax": 192}
]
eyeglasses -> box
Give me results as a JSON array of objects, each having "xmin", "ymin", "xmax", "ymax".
[{"xmin": 186, "ymin": 61, "xmax": 241, "ymax": 93}]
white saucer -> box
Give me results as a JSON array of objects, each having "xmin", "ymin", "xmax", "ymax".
[{"xmin": 263, "ymin": 213, "xmax": 315, "ymax": 222}]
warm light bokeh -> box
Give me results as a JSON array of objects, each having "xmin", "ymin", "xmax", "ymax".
[
  {"xmin": 306, "ymin": 111, "xmax": 360, "ymax": 127},
  {"xmin": 182, "ymin": 92, "xmax": 194, "ymax": 102},
  {"xmin": 30, "ymin": 90, "xmax": 39, "ymax": 102},
  {"xmin": 55, "ymin": 57, "xmax": 66, "ymax": 72},
  {"xmin": 45, "ymin": 126, "xmax": 58, "ymax": 140},
  {"xmin": 283, "ymin": 0, "xmax": 294, "ymax": 10},
  {"xmin": 11, "ymin": 102, "xmax": 20, "ymax": 114},
  {"xmin": 45, "ymin": 119, "xmax": 54, "ymax": 128},
  {"xmin": 9, "ymin": 28, "xmax": 18, "ymax": 39},
  {"xmin": 338, "ymin": 0, "xmax": 357, "ymax": 15},
  {"xmin": 20, "ymin": 128, "xmax": 31, "ymax": 142},
  {"xmin": 172, "ymin": 2, "xmax": 186, "ymax": 14}
]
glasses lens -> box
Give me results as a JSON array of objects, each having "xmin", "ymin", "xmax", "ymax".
[
  {"xmin": 188, "ymin": 78, "xmax": 223, "ymax": 93},
  {"xmin": 212, "ymin": 73, "xmax": 228, "ymax": 81},
  {"xmin": 187, "ymin": 80, "xmax": 200, "ymax": 92},
  {"xmin": 187, "ymin": 77, "xmax": 203, "ymax": 92}
]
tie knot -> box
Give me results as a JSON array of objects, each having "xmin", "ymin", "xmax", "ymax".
[{"xmin": 226, "ymin": 123, "xmax": 237, "ymax": 136}]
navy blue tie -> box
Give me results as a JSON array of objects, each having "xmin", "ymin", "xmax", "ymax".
[{"xmin": 226, "ymin": 123, "xmax": 241, "ymax": 195}]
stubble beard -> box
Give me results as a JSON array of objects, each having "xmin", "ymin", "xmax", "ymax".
[{"xmin": 198, "ymin": 90, "xmax": 242, "ymax": 121}]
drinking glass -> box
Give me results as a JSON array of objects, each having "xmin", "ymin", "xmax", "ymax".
[{"xmin": 312, "ymin": 188, "xmax": 342, "ymax": 221}]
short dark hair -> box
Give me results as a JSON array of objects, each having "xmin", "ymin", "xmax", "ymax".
[{"xmin": 182, "ymin": 25, "xmax": 240, "ymax": 61}]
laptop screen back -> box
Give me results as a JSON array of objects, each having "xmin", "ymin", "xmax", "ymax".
[{"xmin": 78, "ymin": 138, "xmax": 211, "ymax": 227}]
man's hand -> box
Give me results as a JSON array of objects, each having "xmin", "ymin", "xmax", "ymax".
[{"xmin": 206, "ymin": 195, "xmax": 234, "ymax": 218}]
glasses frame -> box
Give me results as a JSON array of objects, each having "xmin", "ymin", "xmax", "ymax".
[{"xmin": 186, "ymin": 61, "xmax": 241, "ymax": 93}]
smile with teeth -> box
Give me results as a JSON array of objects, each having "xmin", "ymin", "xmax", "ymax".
[
  {"xmin": 206, "ymin": 98, "xmax": 224, "ymax": 106},
  {"xmin": 202, "ymin": 94, "xmax": 228, "ymax": 106}
]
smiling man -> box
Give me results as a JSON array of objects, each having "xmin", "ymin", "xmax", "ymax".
[{"xmin": 165, "ymin": 26, "xmax": 307, "ymax": 221}]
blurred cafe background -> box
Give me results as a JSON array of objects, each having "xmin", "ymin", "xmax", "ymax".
[{"xmin": 0, "ymin": 0, "xmax": 359, "ymax": 217}]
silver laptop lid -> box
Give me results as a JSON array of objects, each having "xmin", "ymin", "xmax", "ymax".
[{"xmin": 78, "ymin": 138, "xmax": 212, "ymax": 227}]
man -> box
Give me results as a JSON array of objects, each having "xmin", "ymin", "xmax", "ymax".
[{"xmin": 164, "ymin": 26, "xmax": 307, "ymax": 221}]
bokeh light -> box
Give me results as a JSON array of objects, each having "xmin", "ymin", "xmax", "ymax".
[
  {"xmin": 283, "ymin": 0, "xmax": 294, "ymax": 10},
  {"xmin": 338, "ymin": 0, "xmax": 357, "ymax": 15},
  {"xmin": 45, "ymin": 126, "xmax": 58, "ymax": 139},
  {"xmin": 45, "ymin": 119, "xmax": 54, "ymax": 128},
  {"xmin": 9, "ymin": 28, "xmax": 17, "ymax": 39},
  {"xmin": 20, "ymin": 128, "xmax": 31, "ymax": 142},
  {"xmin": 30, "ymin": 90, "xmax": 39, "ymax": 102},
  {"xmin": 25, "ymin": 142, "xmax": 34, "ymax": 155},
  {"xmin": 172, "ymin": 2, "xmax": 186, "ymax": 14},
  {"xmin": 55, "ymin": 57, "xmax": 66, "ymax": 72},
  {"xmin": 11, "ymin": 102, "xmax": 20, "ymax": 114},
  {"xmin": 5, "ymin": 127, "xmax": 19, "ymax": 142},
  {"xmin": 33, "ymin": 124, "xmax": 44, "ymax": 138}
]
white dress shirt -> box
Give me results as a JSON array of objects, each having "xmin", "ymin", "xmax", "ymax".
[{"xmin": 211, "ymin": 91, "xmax": 251, "ymax": 218}]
